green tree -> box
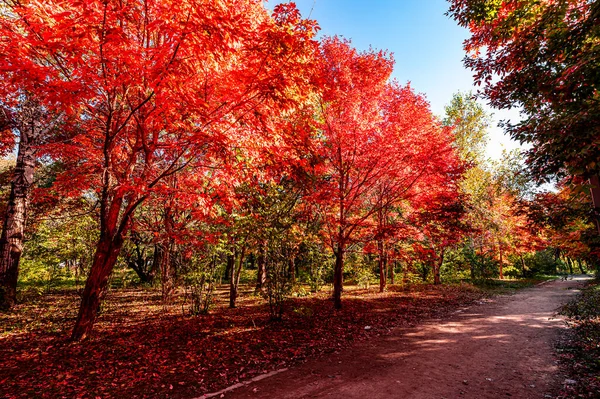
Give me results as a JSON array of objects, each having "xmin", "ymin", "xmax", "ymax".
[{"xmin": 443, "ymin": 91, "xmax": 490, "ymax": 165}]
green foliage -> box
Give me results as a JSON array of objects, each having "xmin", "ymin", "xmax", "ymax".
[
  {"xmin": 264, "ymin": 239, "xmax": 296, "ymax": 321},
  {"xmin": 182, "ymin": 253, "xmax": 222, "ymax": 316},
  {"xmin": 238, "ymin": 268, "xmax": 257, "ymax": 285},
  {"xmin": 491, "ymin": 150, "xmax": 534, "ymax": 199},
  {"xmin": 471, "ymin": 278, "xmax": 541, "ymax": 292},
  {"xmin": 501, "ymin": 264, "xmax": 522, "ymax": 279},
  {"xmin": 462, "ymin": 245, "xmax": 499, "ymax": 279},
  {"xmin": 296, "ymin": 241, "xmax": 330, "ymax": 293},
  {"xmin": 411, "ymin": 261, "xmax": 431, "ymax": 282},
  {"xmin": 440, "ymin": 247, "xmax": 473, "ymax": 281},
  {"xmin": 561, "ymin": 283, "xmax": 600, "ymax": 321},
  {"xmin": 524, "ymin": 250, "xmax": 562, "ymax": 276},
  {"xmin": 345, "ymin": 250, "xmax": 375, "ymax": 288},
  {"xmin": 443, "ymin": 91, "xmax": 490, "ymax": 164},
  {"xmin": 20, "ymin": 212, "xmax": 98, "ymax": 290}
]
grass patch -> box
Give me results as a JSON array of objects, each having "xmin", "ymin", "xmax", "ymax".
[{"xmin": 470, "ymin": 277, "xmax": 547, "ymax": 294}]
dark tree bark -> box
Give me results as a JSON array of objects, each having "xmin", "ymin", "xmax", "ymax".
[
  {"xmin": 333, "ymin": 241, "xmax": 344, "ymax": 309},
  {"xmin": 576, "ymin": 259, "xmax": 584, "ymax": 274},
  {"xmin": 255, "ymin": 244, "xmax": 267, "ymax": 293},
  {"xmin": 288, "ymin": 257, "xmax": 296, "ymax": 284},
  {"xmin": 125, "ymin": 239, "xmax": 157, "ymax": 284},
  {"xmin": 71, "ymin": 232, "xmax": 125, "ymax": 340},
  {"xmin": 378, "ymin": 240, "xmax": 386, "ymax": 293},
  {"xmin": 0, "ymin": 102, "xmax": 43, "ymax": 309},
  {"xmin": 160, "ymin": 243, "xmax": 174, "ymax": 301},
  {"xmin": 229, "ymin": 247, "xmax": 245, "ymax": 308},
  {"xmin": 590, "ymin": 175, "xmax": 600, "ymax": 234},
  {"xmin": 0, "ymin": 137, "xmax": 34, "ymax": 308},
  {"xmin": 566, "ymin": 257, "xmax": 574, "ymax": 275},
  {"xmin": 498, "ymin": 242, "xmax": 504, "ymax": 280},
  {"xmin": 433, "ymin": 248, "xmax": 445, "ymax": 285},
  {"xmin": 224, "ymin": 253, "xmax": 232, "ymax": 283},
  {"xmin": 227, "ymin": 253, "xmax": 235, "ymax": 307}
]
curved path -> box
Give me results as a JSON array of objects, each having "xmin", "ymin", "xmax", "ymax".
[{"xmin": 202, "ymin": 276, "xmax": 591, "ymax": 399}]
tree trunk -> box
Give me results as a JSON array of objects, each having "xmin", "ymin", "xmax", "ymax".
[
  {"xmin": 576, "ymin": 259, "xmax": 584, "ymax": 274},
  {"xmin": 151, "ymin": 243, "xmax": 163, "ymax": 283},
  {"xmin": 71, "ymin": 233, "xmax": 125, "ymax": 340},
  {"xmin": 378, "ymin": 240, "xmax": 386, "ymax": 293},
  {"xmin": 72, "ymin": 177, "xmax": 140, "ymax": 340},
  {"xmin": 566, "ymin": 257, "xmax": 574, "ymax": 275},
  {"xmin": 255, "ymin": 244, "xmax": 267, "ymax": 293},
  {"xmin": 498, "ymin": 243, "xmax": 503, "ymax": 280},
  {"xmin": 229, "ymin": 247, "xmax": 245, "ymax": 308},
  {"xmin": 469, "ymin": 238, "xmax": 476, "ymax": 279},
  {"xmin": 224, "ymin": 253, "xmax": 232, "ymax": 282},
  {"xmin": 389, "ymin": 259, "xmax": 395, "ymax": 285},
  {"xmin": 227, "ymin": 253, "xmax": 236, "ymax": 308},
  {"xmin": 288, "ymin": 257, "xmax": 295, "ymax": 284},
  {"xmin": 377, "ymin": 206, "xmax": 387, "ymax": 293},
  {"xmin": 519, "ymin": 253, "xmax": 526, "ymax": 277},
  {"xmin": 127, "ymin": 245, "xmax": 156, "ymax": 284},
  {"xmin": 333, "ymin": 243, "xmax": 344, "ymax": 309},
  {"xmin": 0, "ymin": 128, "xmax": 35, "ymax": 309},
  {"xmin": 590, "ymin": 175, "xmax": 600, "ymax": 234},
  {"xmin": 160, "ymin": 243, "xmax": 174, "ymax": 301},
  {"xmin": 433, "ymin": 248, "xmax": 445, "ymax": 285}
]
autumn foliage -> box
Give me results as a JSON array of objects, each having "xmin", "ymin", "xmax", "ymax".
[{"xmin": 0, "ymin": 0, "xmax": 596, "ymax": 376}]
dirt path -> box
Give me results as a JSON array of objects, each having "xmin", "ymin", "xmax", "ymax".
[{"xmin": 206, "ymin": 276, "xmax": 591, "ymax": 399}]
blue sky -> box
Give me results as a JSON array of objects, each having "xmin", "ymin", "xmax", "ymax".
[{"xmin": 272, "ymin": 0, "xmax": 521, "ymax": 160}]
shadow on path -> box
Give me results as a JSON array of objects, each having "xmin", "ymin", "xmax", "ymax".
[{"xmin": 217, "ymin": 276, "xmax": 591, "ymax": 399}]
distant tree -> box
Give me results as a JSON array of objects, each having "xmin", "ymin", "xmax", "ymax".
[
  {"xmin": 315, "ymin": 38, "xmax": 462, "ymax": 306},
  {"xmin": 523, "ymin": 181, "xmax": 599, "ymax": 272},
  {"xmin": 443, "ymin": 91, "xmax": 490, "ymax": 165}
]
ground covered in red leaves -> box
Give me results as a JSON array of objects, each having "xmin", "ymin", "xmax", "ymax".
[{"xmin": 1, "ymin": 284, "xmax": 487, "ymax": 398}]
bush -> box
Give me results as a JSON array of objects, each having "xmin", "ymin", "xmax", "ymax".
[
  {"xmin": 344, "ymin": 250, "xmax": 375, "ymax": 288},
  {"xmin": 264, "ymin": 238, "xmax": 296, "ymax": 321},
  {"xmin": 502, "ymin": 265, "xmax": 522, "ymax": 279},
  {"xmin": 525, "ymin": 250, "xmax": 562, "ymax": 276},
  {"xmin": 182, "ymin": 254, "xmax": 221, "ymax": 316},
  {"xmin": 296, "ymin": 242, "xmax": 330, "ymax": 293},
  {"xmin": 558, "ymin": 282, "xmax": 600, "ymax": 398}
]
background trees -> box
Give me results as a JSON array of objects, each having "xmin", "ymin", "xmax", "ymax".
[
  {"xmin": 0, "ymin": 0, "xmax": 596, "ymax": 344},
  {"xmin": 448, "ymin": 0, "xmax": 600, "ymax": 228}
]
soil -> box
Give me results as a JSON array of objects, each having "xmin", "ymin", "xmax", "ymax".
[{"xmin": 214, "ymin": 276, "xmax": 591, "ymax": 399}]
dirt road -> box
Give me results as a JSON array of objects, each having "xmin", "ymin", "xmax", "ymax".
[{"xmin": 207, "ymin": 276, "xmax": 590, "ymax": 399}]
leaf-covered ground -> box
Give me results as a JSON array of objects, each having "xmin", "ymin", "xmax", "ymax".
[
  {"xmin": 557, "ymin": 280, "xmax": 600, "ymax": 398},
  {"xmin": 0, "ymin": 284, "xmax": 487, "ymax": 398}
]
